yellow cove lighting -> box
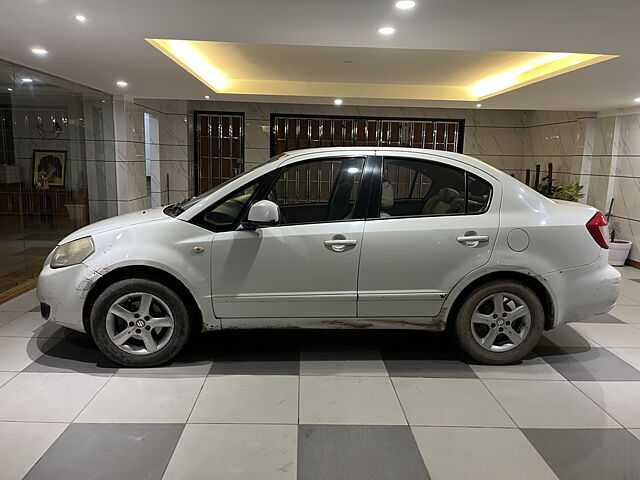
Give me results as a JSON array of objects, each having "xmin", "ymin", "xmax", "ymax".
[
  {"xmin": 146, "ymin": 39, "xmax": 616, "ymax": 101},
  {"xmin": 470, "ymin": 52, "xmax": 610, "ymax": 99},
  {"xmin": 149, "ymin": 39, "xmax": 228, "ymax": 90}
]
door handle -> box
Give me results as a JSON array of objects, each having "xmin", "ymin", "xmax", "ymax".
[
  {"xmin": 457, "ymin": 234, "xmax": 489, "ymax": 247},
  {"xmin": 324, "ymin": 237, "xmax": 358, "ymax": 252},
  {"xmin": 324, "ymin": 239, "xmax": 358, "ymax": 246}
]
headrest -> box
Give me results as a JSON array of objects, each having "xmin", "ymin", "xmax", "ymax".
[
  {"xmin": 438, "ymin": 188, "xmax": 459, "ymax": 202},
  {"xmin": 381, "ymin": 181, "xmax": 394, "ymax": 210}
]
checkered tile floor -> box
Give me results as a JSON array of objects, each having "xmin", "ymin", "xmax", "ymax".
[{"xmin": 1, "ymin": 267, "xmax": 640, "ymax": 480}]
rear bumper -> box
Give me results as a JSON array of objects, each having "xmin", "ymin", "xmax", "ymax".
[{"xmin": 542, "ymin": 261, "xmax": 621, "ymax": 326}]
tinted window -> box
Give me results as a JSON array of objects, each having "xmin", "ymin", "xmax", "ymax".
[
  {"xmin": 374, "ymin": 157, "xmax": 491, "ymax": 218},
  {"xmin": 267, "ymin": 157, "xmax": 365, "ymax": 224}
]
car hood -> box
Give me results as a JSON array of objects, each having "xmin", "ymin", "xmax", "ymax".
[{"xmin": 59, "ymin": 207, "xmax": 169, "ymax": 244}]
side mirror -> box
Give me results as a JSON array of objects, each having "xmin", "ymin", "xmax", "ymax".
[{"xmin": 247, "ymin": 200, "xmax": 280, "ymax": 227}]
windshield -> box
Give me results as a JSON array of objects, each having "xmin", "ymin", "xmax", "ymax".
[{"xmin": 164, "ymin": 153, "xmax": 287, "ymax": 217}]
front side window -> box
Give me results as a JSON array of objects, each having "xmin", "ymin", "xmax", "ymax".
[
  {"xmin": 374, "ymin": 157, "xmax": 491, "ymax": 218},
  {"xmin": 198, "ymin": 182, "xmax": 258, "ymax": 229},
  {"xmin": 267, "ymin": 157, "xmax": 366, "ymax": 225}
]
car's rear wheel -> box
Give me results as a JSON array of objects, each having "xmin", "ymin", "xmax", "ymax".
[
  {"xmin": 454, "ymin": 280, "xmax": 544, "ymax": 364},
  {"xmin": 90, "ymin": 278, "xmax": 192, "ymax": 367}
]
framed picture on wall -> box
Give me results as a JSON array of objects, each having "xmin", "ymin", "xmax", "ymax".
[{"xmin": 33, "ymin": 150, "xmax": 66, "ymax": 187}]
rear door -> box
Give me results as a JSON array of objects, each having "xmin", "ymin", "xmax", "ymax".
[{"xmin": 357, "ymin": 153, "xmax": 500, "ymax": 318}]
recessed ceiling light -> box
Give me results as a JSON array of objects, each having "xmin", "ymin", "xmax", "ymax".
[
  {"xmin": 378, "ymin": 26, "xmax": 396, "ymax": 35},
  {"xmin": 21, "ymin": 78, "xmax": 33, "ymax": 83},
  {"xmin": 334, "ymin": 98, "xmax": 343, "ymax": 105},
  {"xmin": 476, "ymin": 103, "xmax": 482, "ymax": 108},
  {"xmin": 7, "ymin": 87, "xmax": 13, "ymax": 91},
  {"xmin": 75, "ymin": 14, "xmax": 87, "ymax": 22},
  {"xmin": 395, "ymin": 0, "xmax": 416, "ymax": 9},
  {"xmin": 31, "ymin": 47, "xmax": 47, "ymax": 56},
  {"xmin": 204, "ymin": 95, "xmax": 210, "ymax": 99},
  {"xmin": 634, "ymin": 98, "xmax": 640, "ymax": 103},
  {"xmin": 116, "ymin": 80, "xmax": 128, "ymax": 87},
  {"xmin": 101, "ymin": 100, "xmax": 106, "ymax": 103}
]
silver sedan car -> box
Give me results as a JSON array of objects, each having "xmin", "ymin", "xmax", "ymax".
[{"xmin": 37, "ymin": 147, "xmax": 621, "ymax": 366}]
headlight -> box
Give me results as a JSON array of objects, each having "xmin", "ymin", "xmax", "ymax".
[{"xmin": 50, "ymin": 236, "xmax": 95, "ymax": 268}]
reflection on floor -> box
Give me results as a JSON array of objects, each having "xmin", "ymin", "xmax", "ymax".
[{"xmin": 0, "ymin": 267, "xmax": 639, "ymax": 479}]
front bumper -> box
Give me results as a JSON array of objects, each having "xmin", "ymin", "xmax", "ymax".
[
  {"xmin": 542, "ymin": 261, "xmax": 621, "ymax": 326},
  {"xmin": 36, "ymin": 263, "xmax": 102, "ymax": 333}
]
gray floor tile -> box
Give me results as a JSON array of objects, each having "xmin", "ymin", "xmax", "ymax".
[
  {"xmin": 523, "ymin": 428, "xmax": 640, "ymax": 480},
  {"xmin": 580, "ymin": 313, "xmax": 624, "ymax": 324},
  {"xmin": 300, "ymin": 349, "xmax": 388, "ymax": 376},
  {"xmin": 0, "ymin": 336, "xmax": 58, "ymax": 372},
  {"xmin": 571, "ymin": 323, "xmax": 640, "ymax": 348},
  {"xmin": 24, "ymin": 423, "xmax": 183, "ymax": 480},
  {"xmin": 470, "ymin": 354, "xmax": 564, "ymax": 381},
  {"xmin": 24, "ymin": 335, "xmax": 120, "ymax": 374},
  {"xmin": 0, "ymin": 312, "xmax": 68, "ymax": 338},
  {"xmin": 298, "ymin": 425, "xmax": 430, "ymax": 480},
  {"xmin": 412, "ymin": 426, "xmax": 558, "ymax": 480},
  {"xmin": 163, "ymin": 424, "xmax": 297, "ymax": 480},
  {"xmin": 607, "ymin": 306, "xmax": 640, "ymax": 324},
  {"xmin": 0, "ymin": 421, "xmax": 68, "ymax": 480},
  {"xmin": 608, "ymin": 347, "xmax": 640, "ymax": 370},
  {"xmin": 0, "ymin": 311, "xmax": 23, "ymax": 329},
  {"xmin": 536, "ymin": 346, "xmax": 640, "ymax": 381}
]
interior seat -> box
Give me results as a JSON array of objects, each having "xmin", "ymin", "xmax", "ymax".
[
  {"xmin": 380, "ymin": 180, "xmax": 394, "ymax": 217},
  {"xmin": 422, "ymin": 187, "xmax": 464, "ymax": 215}
]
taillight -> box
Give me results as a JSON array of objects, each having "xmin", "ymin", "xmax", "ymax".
[{"xmin": 586, "ymin": 211, "xmax": 609, "ymax": 249}]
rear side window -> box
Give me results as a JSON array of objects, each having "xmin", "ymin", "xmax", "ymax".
[{"xmin": 374, "ymin": 157, "xmax": 492, "ymax": 218}]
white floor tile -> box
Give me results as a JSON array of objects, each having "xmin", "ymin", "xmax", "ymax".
[
  {"xmin": 538, "ymin": 324, "xmax": 600, "ymax": 348},
  {"xmin": 0, "ymin": 336, "xmax": 57, "ymax": 371},
  {"xmin": 0, "ymin": 421, "xmax": 68, "ymax": 480},
  {"xmin": 470, "ymin": 356, "xmax": 564, "ymax": 381},
  {"xmin": 412, "ymin": 426, "xmax": 558, "ymax": 480},
  {"xmin": 0, "ymin": 372, "xmax": 109, "ymax": 422},
  {"xmin": 189, "ymin": 375, "xmax": 298, "ymax": 424},
  {"xmin": 484, "ymin": 379, "xmax": 620, "ymax": 428},
  {"xmin": 300, "ymin": 350, "xmax": 388, "ymax": 376},
  {"xmin": 0, "ymin": 290, "xmax": 38, "ymax": 312},
  {"xmin": 299, "ymin": 376, "xmax": 406, "ymax": 425},
  {"xmin": 574, "ymin": 381, "xmax": 640, "ymax": 428},
  {"xmin": 629, "ymin": 429, "xmax": 640, "ymax": 442},
  {"xmin": 162, "ymin": 424, "xmax": 297, "ymax": 480},
  {"xmin": 0, "ymin": 371, "xmax": 16, "ymax": 388},
  {"xmin": 0, "ymin": 312, "xmax": 66, "ymax": 338},
  {"xmin": 571, "ymin": 323, "xmax": 640, "ymax": 348},
  {"xmin": 75, "ymin": 374, "xmax": 204, "ymax": 423},
  {"xmin": 392, "ymin": 378, "xmax": 514, "ymax": 427},
  {"xmin": 0, "ymin": 311, "xmax": 23, "ymax": 329}
]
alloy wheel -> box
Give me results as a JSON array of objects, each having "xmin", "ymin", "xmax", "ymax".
[
  {"xmin": 470, "ymin": 292, "xmax": 531, "ymax": 352},
  {"xmin": 105, "ymin": 292, "xmax": 175, "ymax": 355}
]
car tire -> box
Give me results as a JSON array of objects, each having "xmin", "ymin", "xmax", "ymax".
[
  {"xmin": 90, "ymin": 278, "xmax": 192, "ymax": 367},
  {"xmin": 454, "ymin": 280, "xmax": 544, "ymax": 365}
]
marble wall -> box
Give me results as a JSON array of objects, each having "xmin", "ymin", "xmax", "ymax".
[{"xmin": 109, "ymin": 98, "xmax": 640, "ymax": 262}]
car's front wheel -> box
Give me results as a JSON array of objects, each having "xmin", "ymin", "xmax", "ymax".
[
  {"xmin": 454, "ymin": 280, "xmax": 544, "ymax": 365},
  {"xmin": 90, "ymin": 278, "xmax": 192, "ymax": 367}
]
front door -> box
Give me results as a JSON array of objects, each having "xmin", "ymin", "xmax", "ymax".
[
  {"xmin": 357, "ymin": 154, "xmax": 500, "ymax": 318},
  {"xmin": 211, "ymin": 155, "xmax": 370, "ymax": 319}
]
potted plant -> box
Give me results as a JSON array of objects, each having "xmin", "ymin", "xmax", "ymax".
[{"xmin": 608, "ymin": 221, "xmax": 633, "ymax": 266}]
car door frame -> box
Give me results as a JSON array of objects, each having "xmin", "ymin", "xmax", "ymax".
[
  {"xmin": 355, "ymin": 150, "xmax": 503, "ymax": 323},
  {"xmin": 207, "ymin": 150, "xmax": 379, "ymax": 324}
]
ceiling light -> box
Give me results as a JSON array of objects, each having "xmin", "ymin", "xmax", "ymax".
[
  {"xmin": 31, "ymin": 47, "xmax": 47, "ymax": 56},
  {"xmin": 476, "ymin": 103, "xmax": 482, "ymax": 108},
  {"xmin": 75, "ymin": 14, "xmax": 87, "ymax": 22},
  {"xmin": 116, "ymin": 80, "xmax": 128, "ymax": 87},
  {"xmin": 634, "ymin": 98, "xmax": 640, "ymax": 103},
  {"xmin": 7, "ymin": 87, "xmax": 13, "ymax": 91},
  {"xmin": 21, "ymin": 78, "xmax": 33, "ymax": 83},
  {"xmin": 204, "ymin": 95, "xmax": 210, "ymax": 99},
  {"xmin": 378, "ymin": 26, "xmax": 396, "ymax": 35},
  {"xmin": 395, "ymin": 1, "xmax": 416, "ymax": 9},
  {"xmin": 334, "ymin": 98, "xmax": 343, "ymax": 105}
]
